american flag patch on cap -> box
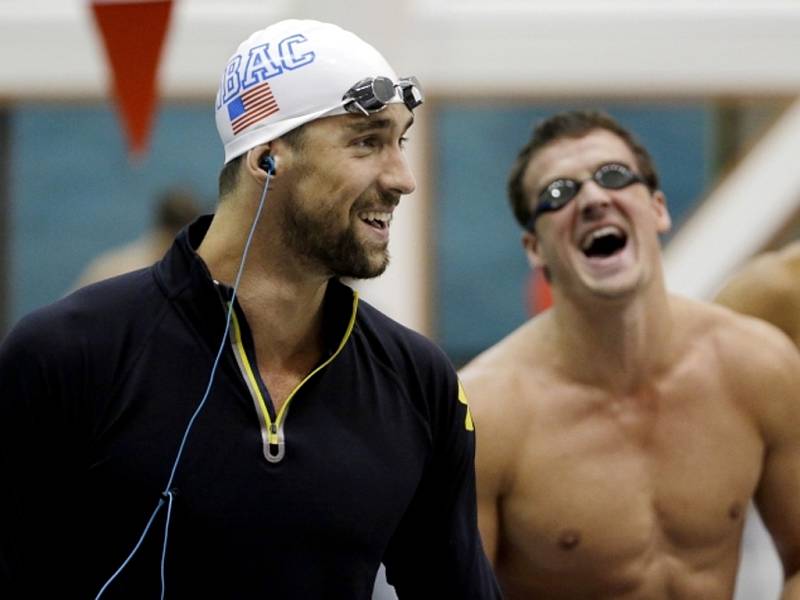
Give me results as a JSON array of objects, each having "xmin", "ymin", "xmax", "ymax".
[{"xmin": 227, "ymin": 81, "xmax": 280, "ymax": 134}]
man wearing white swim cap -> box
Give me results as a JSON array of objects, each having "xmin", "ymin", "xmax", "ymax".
[{"xmin": 0, "ymin": 19, "xmax": 500, "ymax": 599}]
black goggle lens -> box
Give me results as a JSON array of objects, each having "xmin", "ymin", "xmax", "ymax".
[
  {"xmin": 529, "ymin": 163, "xmax": 644, "ymax": 229},
  {"xmin": 595, "ymin": 163, "xmax": 637, "ymax": 189}
]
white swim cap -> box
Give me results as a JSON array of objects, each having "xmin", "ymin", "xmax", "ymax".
[{"xmin": 214, "ymin": 19, "xmax": 422, "ymax": 164}]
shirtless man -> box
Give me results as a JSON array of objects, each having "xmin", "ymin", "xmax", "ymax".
[
  {"xmin": 459, "ymin": 110, "xmax": 800, "ymax": 599},
  {"xmin": 715, "ymin": 241, "xmax": 800, "ymax": 347}
]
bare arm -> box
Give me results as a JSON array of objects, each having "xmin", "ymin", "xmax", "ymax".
[{"xmin": 749, "ymin": 328, "xmax": 800, "ymax": 598}]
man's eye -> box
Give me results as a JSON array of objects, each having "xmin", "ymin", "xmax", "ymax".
[{"xmin": 354, "ymin": 136, "xmax": 378, "ymax": 149}]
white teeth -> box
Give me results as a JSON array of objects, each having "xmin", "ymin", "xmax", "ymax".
[
  {"xmin": 359, "ymin": 211, "xmax": 392, "ymax": 225},
  {"xmin": 581, "ymin": 225, "xmax": 623, "ymax": 250}
]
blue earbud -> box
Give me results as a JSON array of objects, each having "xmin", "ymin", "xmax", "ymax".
[{"xmin": 259, "ymin": 155, "xmax": 276, "ymax": 176}]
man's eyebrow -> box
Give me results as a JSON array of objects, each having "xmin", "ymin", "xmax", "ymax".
[{"xmin": 345, "ymin": 114, "xmax": 415, "ymax": 134}]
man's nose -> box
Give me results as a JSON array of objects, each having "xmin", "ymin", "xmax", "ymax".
[
  {"xmin": 379, "ymin": 148, "xmax": 416, "ymax": 196},
  {"xmin": 576, "ymin": 180, "xmax": 612, "ymax": 219}
]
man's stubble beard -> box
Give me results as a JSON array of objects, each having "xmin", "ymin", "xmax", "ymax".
[{"xmin": 280, "ymin": 195, "xmax": 391, "ymax": 280}]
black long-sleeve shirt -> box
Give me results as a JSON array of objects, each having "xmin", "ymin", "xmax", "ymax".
[{"xmin": 0, "ymin": 216, "xmax": 500, "ymax": 599}]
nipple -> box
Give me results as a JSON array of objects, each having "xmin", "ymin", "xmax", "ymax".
[
  {"xmin": 558, "ymin": 529, "xmax": 582, "ymax": 551},
  {"xmin": 728, "ymin": 502, "xmax": 743, "ymax": 521}
]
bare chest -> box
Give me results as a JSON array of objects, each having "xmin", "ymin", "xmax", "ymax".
[{"xmin": 498, "ymin": 373, "xmax": 763, "ymax": 592}]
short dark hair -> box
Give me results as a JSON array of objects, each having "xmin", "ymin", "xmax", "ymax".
[
  {"xmin": 217, "ymin": 125, "xmax": 308, "ymax": 198},
  {"xmin": 507, "ymin": 110, "xmax": 660, "ymax": 229},
  {"xmin": 217, "ymin": 155, "xmax": 243, "ymax": 198}
]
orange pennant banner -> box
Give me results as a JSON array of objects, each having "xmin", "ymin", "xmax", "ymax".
[{"xmin": 91, "ymin": 0, "xmax": 174, "ymax": 160}]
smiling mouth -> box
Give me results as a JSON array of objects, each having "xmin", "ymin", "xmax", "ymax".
[
  {"xmin": 580, "ymin": 225, "xmax": 628, "ymax": 258},
  {"xmin": 358, "ymin": 210, "xmax": 392, "ymax": 231}
]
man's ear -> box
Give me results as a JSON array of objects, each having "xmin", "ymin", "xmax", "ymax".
[
  {"xmin": 651, "ymin": 190, "xmax": 671, "ymax": 234},
  {"xmin": 522, "ymin": 229, "xmax": 546, "ymax": 271},
  {"xmin": 245, "ymin": 143, "xmax": 276, "ymax": 179}
]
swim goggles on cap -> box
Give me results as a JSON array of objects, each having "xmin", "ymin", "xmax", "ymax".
[{"xmin": 342, "ymin": 76, "xmax": 424, "ymax": 116}]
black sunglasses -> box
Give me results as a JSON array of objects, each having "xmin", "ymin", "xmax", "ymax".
[
  {"xmin": 528, "ymin": 162, "xmax": 645, "ymax": 230},
  {"xmin": 342, "ymin": 76, "xmax": 424, "ymax": 116}
]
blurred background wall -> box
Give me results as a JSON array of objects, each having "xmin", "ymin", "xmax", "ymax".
[{"xmin": 1, "ymin": 1, "xmax": 799, "ymax": 597}]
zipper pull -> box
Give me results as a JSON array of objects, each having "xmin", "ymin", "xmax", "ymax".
[{"xmin": 266, "ymin": 423, "xmax": 285, "ymax": 463}]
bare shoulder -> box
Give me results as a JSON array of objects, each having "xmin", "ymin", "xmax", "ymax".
[
  {"xmin": 672, "ymin": 295, "xmax": 800, "ymax": 417},
  {"xmin": 459, "ymin": 315, "xmax": 554, "ymax": 496},
  {"xmin": 714, "ymin": 243, "xmax": 800, "ymax": 317},
  {"xmin": 458, "ymin": 315, "xmax": 556, "ymax": 454},
  {"xmin": 459, "ymin": 343, "xmax": 516, "ymax": 408},
  {"xmin": 725, "ymin": 242, "xmax": 800, "ymax": 288},
  {"xmin": 459, "ymin": 315, "xmax": 551, "ymax": 414},
  {"xmin": 675, "ymin": 294, "xmax": 797, "ymax": 361}
]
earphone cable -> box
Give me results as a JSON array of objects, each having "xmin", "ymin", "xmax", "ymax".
[{"xmin": 94, "ymin": 171, "xmax": 274, "ymax": 599}]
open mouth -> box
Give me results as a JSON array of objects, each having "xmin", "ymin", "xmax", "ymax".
[
  {"xmin": 580, "ymin": 225, "xmax": 628, "ymax": 259},
  {"xmin": 358, "ymin": 210, "xmax": 392, "ymax": 231}
]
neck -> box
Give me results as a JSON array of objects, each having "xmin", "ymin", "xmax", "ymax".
[
  {"xmin": 196, "ymin": 195, "xmax": 330, "ymax": 365},
  {"xmin": 550, "ymin": 279, "xmax": 674, "ymax": 393},
  {"xmin": 234, "ymin": 277, "xmax": 329, "ymax": 367}
]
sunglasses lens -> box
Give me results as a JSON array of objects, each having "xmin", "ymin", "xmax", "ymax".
[{"xmin": 597, "ymin": 164, "xmax": 635, "ymax": 189}]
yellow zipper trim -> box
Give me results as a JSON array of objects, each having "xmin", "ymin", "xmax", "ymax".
[
  {"xmin": 228, "ymin": 290, "xmax": 360, "ymax": 451},
  {"xmin": 229, "ymin": 307, "xmax": 275, "ymax": 440},
  {"xmin": 274, "ymin": 290, "xmax": 360, "ymax": 426}
]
